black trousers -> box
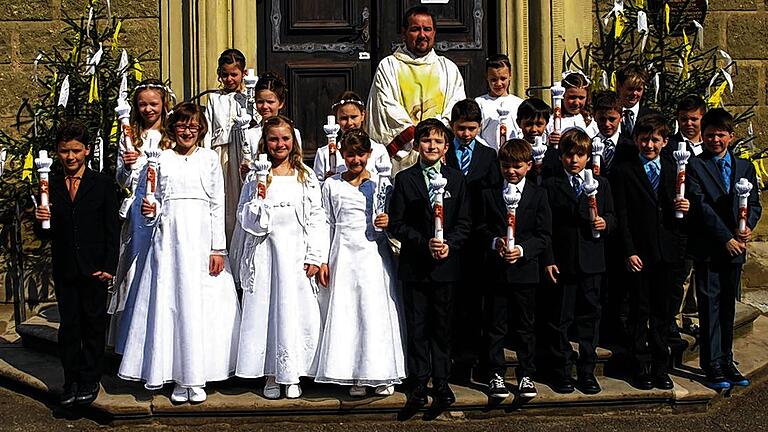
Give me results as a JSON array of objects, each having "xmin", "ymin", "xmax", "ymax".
[
  {"xmin": 55, "ymin": 275, "xmax": 108, "ymax": 386},
  {"xmin": 485, "ymin": 283, "xmax": 537, "ymax": 378},
  {"xmin": 627, "ymin": 262, "xmax": 674, "ymax": 371},
  {"xmin": 452, "ymin": 256, "xmax": 486, "ymax": 364},
  {"xmin": 695, "ymin": 261, "xmax": 741, "ymax": 371},
  {"xmin": 544, "ymin": 273, "xmax": 602, "ymax": 378},
  {"xmin": 403, "ymin": 281, "xmax": 455, "ymax": 383}
]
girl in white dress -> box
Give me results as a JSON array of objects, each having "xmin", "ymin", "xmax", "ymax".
[
  {"xmin": 118, "ymin": 103, "xmax": 241, "ymax": 404},
  {"xmin": 475, "ymin": 54, "xmax": 524, "ymax": 151},
  {"xmin": 231, "ymin": 72, "xmax": 304, "ymax": 285},
  {"xmin": 313, "ymin": 91, "xmax": 390, "ymax": 184},
  {"xmin": 315, "ymin": 129, "xmax": 406, "ymax": 397},
  {"xmin": 547, "ymin": 71, "xmax": 599, "ymax": 146},
  {"xmin": 203, "ymin": 49, "xmax": 250, "ymax": 247},
  {"xmin": 109, "ymin": 79, "xmax": 173, "ymax": 349},
  {"xmin": 236, "ymin": 115, "xmax": 327, "ymax": 400}
]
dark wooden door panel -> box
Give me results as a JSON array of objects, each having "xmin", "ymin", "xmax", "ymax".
[{"xmin": 284, "ymin": 62, "xmax": 363, "ymax": 160}]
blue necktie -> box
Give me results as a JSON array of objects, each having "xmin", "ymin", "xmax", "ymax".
[
  {"xmin": 571, "ymin": 174, "xmax": 582, "ymax": 197},
  {"xmin": 459, "ymin": 145, "xmax": 471, "ymax": 176},
  {"xmin": 717, "ymin": 158, "xmax": 731, "ymax": 192},
  {"xmin": 647, "ymin": 162, "xmax": 659, "ymax": 193}
]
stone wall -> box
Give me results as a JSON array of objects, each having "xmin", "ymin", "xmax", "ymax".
[
  {"xmin": 0, "ymin": 0, "xmax": 161, "ymax": 134},
  {"xmin": 0, "ymin": 1, "xmax": 160, "ymax": 304},
  {"xmin": 705, "ymin": 0, "xmax": 768, "ymax": 142}
]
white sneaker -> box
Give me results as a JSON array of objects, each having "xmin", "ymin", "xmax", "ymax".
[
  {"xmin": 263, "ymin": 376, "xmax": 281, "ymax": 399},
  {"xmin": 286, "ymin": 384, "xmax": 302, "ymax": 399},
  {"xmin": 374, "ymin": 384, "xmax": 395, "ymax": 396},
  {"xmin": 170, "ymin": 384, "xmax": 188, "ymax": 403},
  {"xmin": 349, "ymin": 385, "xmax": 367, "ymax": 397},
  {"xmin": 188, "ymin": 386, "xmax": 207, "ymax": 403}
]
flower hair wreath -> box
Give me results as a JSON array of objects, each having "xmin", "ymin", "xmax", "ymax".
[{"xmin": 331, "ymin": 99, "xmax": 366, "ymax": 111}]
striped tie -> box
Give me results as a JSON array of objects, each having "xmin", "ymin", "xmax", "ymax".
[
  {"xmin": 647, "ymin": 162, "xmax": 659, "ymax": 193},
  {"xmin": 572, "ymin": 174, "xmax": 582, "ymax": 197},
  {"xmin": 459, "ymin": 145, "xmax": 471, "ymax": 176},
  {"xmin": 602, "ymin": 138, "xmax": 615, "ymax": 169},
  {"xmin": 717, "ymin": 158, "xmax": 731, "ymax": 192},
  {"xmin": 427, "ymin": 167, "xmax": 438, "ymax": 205}
]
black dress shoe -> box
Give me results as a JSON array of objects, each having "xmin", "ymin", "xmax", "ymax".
[
  {"xmin": 409, "ymin": 382, "xmax": 429, "ymax": 405},
  {"xmin": 75, "ymin": 382, "xmax": 100, "ymax": 405},
  {"xmin": 576, "ymin": 374, "xmax": 602, "ymax": 395},
  {"xmin": 60, "ymin": 383, "xmax": 77, "ymax": 407},
  {"xmin": 723, "ymin": 362, "xmax": 750, "ymax": 386},
  {"xmin": 633, "ymin": 368, "xmax": 654, "ymax": 390},
  {"xmin": 704, "ymin": 365, "xmax": 732, "ymax": 390},
  {"xmin": 433, "ymin": 380, "xmax": 455, "ymax": 406},
  {"xmin": 653, "ymin": 371, "xmax": 674, "ymax": 390},
  {"xmin": 550, "ymin": 376, "xmax": 575, "ymax": 394}
]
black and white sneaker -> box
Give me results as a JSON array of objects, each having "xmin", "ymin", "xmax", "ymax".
[
  {"xmin": 60, "ymin": 383, "xmax": 76, "ymax": 407},
  {"xmin": 518, "ymin": 376, "xmax": 538, "ymax": 398},
  {"xmin": 488, "ymin": 373, "xmax": 510, "ymax": 399}
]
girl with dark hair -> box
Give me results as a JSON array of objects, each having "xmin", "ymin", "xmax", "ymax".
[{"xmin": 118, "ymin": 102, "xmax": 241, "ymax": 405}]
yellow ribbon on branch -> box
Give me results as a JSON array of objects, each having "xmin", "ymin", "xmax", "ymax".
[
  {"xmin": 682, "ymin": 30, "xmax": 692, "ymax": 80},
  {"xmin": 134, "ymin": 60, "xmax": 143, "ymax": 81},
  {"xmin": 707, "ymin": 81, "xmax": 728, "ymax": 108},
  {"xmin": 614, "ymin": 11, "xmax": 626, "ymax": 39},
  {"xmin": 88, "ymin": 74, "xmax": 100, "ymax": 103},
  {"xmin": 111, "ymin": 20, "xmax": 122, "ymax": 50},
  {"xmin": 21, "ymin": 149, "xmax": 33, "ymax": 181},
  {"xmin": 664, "ymin": 3, "xmax": 671, "ymax": 34},
  {"xmin": 609, "ymin": 71, "xmax": 617, "ymax": 91}
]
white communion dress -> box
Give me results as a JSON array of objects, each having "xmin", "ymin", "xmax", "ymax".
[
  {"xmin": 475, "ymin": 93, "xmax": 524, "ymax": 152},
  {"xmin": 235, "ymin": 167, "xmax": 328, "ymax": 385},
  {"xmin": 118, "ymin": 147, "xmax": 241, "ymax": 390},
  {"xmin": 109, "ymin": 128, "xmax": 163, "ymax": 349},
  {"xmin": 314, "ymin": 175, "xmax": 406, "ymax": 387}
]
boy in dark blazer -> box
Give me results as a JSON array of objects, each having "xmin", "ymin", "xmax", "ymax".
[
  {"xmin": 34, "ymin": 122, "xmax": 119, "ymax": 406},
  {"xmin": 610, "ymin": 113, "xmax": 691, "ymax": 390},
  {"xmin": 516, "ymin": 98, "xmax": 559, "ymax": 181},
  {"xmin": 445, "ymin": 99, "xmax": 501, "ymax": 374},
  {"xmin": 388, "ymin": 118, "xmax": 472, "ymax": 408},
  {"xmin": 542, "ymin": 128, "xmax": 615, "ymax": 395},
  {"xmin": 592, "ymin": 91, "xmax": 637, "ymax": 175},
  {"xmin": 476, "ymin": 139, "xmax": 551, "ymax": 399},
  {"xmin": 687, "ymin": 108, "xmax": 762, "ymax": 389},
  {"xmin": 616, "ymin": 64, "xmax": 653, "ymax": 137}
]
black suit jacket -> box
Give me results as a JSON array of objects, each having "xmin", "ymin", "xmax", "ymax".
[
  {"xmin": 610, "ymin": 156, "xmax": 689, "ymax": 265},
  {"xmin": 445, "ymin": 140, "xmax": 501, "ymax": 253},
  {"xmin": 663, "ymin": 132, "xmax": 703, "ymax": 160},
  {"xmin": 476, "ymin": 180, "xmax": 552, "ymax": 284},
  {"xmin": 388, "ymin": 162, "xmax": 472, "ymax": 282},
  {"xmin": 35, "ymin": 168, "xmax": 120, "ymax": 281},
  {"xmin": 687, "ymin": 151, "xmax": 762, "ymax": 264},
  {"xmin": 543, "ymin": 172, "xmax": 615, "ymax": 275}
]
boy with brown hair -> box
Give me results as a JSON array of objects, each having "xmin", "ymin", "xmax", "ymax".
[
  {"xmin": 687, "ymin": 108, "xmax": 762, "ymax": 389},
  {"xmin": 476, "ymin": 138, "xmax": 551, "ymax": 399},
  {"xmin": 34, "ymin": 122, "xmax": 119, "ymax": 406},
  {"xmin": 542, "ymin": 128, "xmax": 615, "ymax": 394},
  {"xmin": 611, "ymin": 113, "xmax": 691, "ymax": 390}
]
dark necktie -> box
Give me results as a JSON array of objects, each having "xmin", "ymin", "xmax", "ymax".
[
  {"xmin": 602, "ymin": 138, "xmax": 616, "ymax": 169},
  {"xmin": 459, "ymin": 145, "xmax": 471, "ymax": 176},
  {"xmin": 571, "ymin": 174, "xmax": 582, "ymax": 197},
  {"xmin": 623, "ymin": 109, "xmax": 635, "ymax": 134}
]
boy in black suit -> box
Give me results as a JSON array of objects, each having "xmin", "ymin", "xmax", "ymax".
[
  {"xmin": 388, "ymin": 118, "xmax": 472, "ymax": 407},
  {"xmin": 515, "ymin": 98, "xmax": 558, "ymax": 180},
  {"xmin": 617, "ymin": 64, "xmax": 652, "ymax": 137},
  {"xmin": 687, "ymin": 108, "xmax": 762, "ymax": 389},
  {"xmin": 663, "ymin": 95, "xmax": 707, "ymax": 348},
  {"xmin": 445, "ymin": 99, "xmax": 501, "ymax": 375},
  {"xmin": 542, "ymin": 128, "xmax": 615, "ymax": 395},
  {"xmin": 592, "ymin": 91, "xmax": 637, "ymax": 175},
  {"xmin": 34, "ymin": 122, "xmax": 119, "ymax": 406},
  {"xmin": 477, "ymin": 139, "xmax": 551, "ymax": 399},
  {"xmin": 611, "ymin": 113, "xmax": 690, "ymax": 390}
]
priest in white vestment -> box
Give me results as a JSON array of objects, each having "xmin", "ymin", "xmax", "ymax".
[{"xmin": 366, "ymin": 6, "xmax": 466, "ymax": 176}]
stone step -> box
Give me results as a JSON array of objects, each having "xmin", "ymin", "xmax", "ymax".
[{"xmin": 7, "ymin": 315, "xmax": 768, "ymax": 423}]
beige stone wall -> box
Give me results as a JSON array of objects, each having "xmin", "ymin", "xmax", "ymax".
[
  {"xmin": 705, "ymin": 0, "xmax": 768, "ymax": 141},
  {"xmin": 0, "ymin": 0, "xmax": 161, "ymax": 134}
]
